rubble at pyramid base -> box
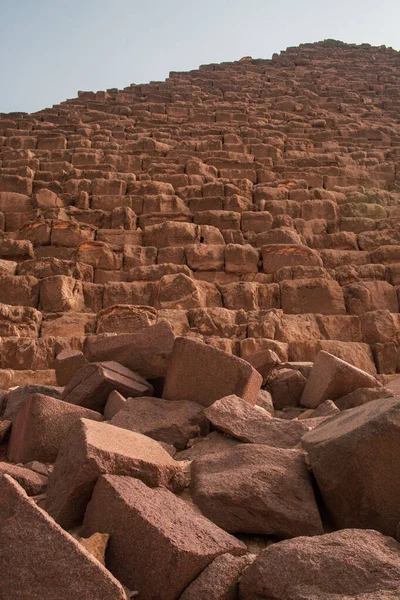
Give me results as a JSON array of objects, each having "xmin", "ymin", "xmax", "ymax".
[{"xmin": 0, "ymin": 40, "xmax": 400, "ymax": 599}]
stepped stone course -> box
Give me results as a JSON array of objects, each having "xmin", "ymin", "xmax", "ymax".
[{"xmin": 1, "ymin": 39, "xmax": 400, "ymax": 381}]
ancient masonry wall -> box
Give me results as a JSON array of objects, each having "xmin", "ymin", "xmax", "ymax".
[{"xmin": 1, "ymin": 39, "xmax": 400, "ymax": 387}]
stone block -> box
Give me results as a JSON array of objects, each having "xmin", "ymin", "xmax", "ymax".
[
  {"xmin": 204, "ymin": 394, "xmax": 308, "ymax": 448},
  {"xmin": 62, "ymin": 361, "xmax": 153, "ymax": 412},
  {"xmin": 0, "ymin": 462, "xmax": 47, "ymax": 495},
  {"xmin": 40, "ymin": 276, "xmax": 84, "ymax": 312},
  {"xmin": 300, "ymin": 350, "xmax": 380, "ymax": 408},
  {"xmin": 262, "ymin": 244, "xmax": 323, "ymax": 274},
  {"xmin": 0, "ymin": 475, "xmax": 126, "ymax": 600},
  {"xmin": 7, "ymin": 393, "xmax": 102, "ymax": 463},
  {"xmin": 0, "ymin": 303, "xmax": 42, "ymax": 337},
  {"xmin": 163, "ymin": 337, "xmax": 262, "ymax": 407},
  {"xmin": 302, "ymin": 397, "xmax": 400, "ymax": 537},
  {"xmin": 111, "ymin": 395, "xmax": 208, "ymax": 449},
  {"xmin": 46, "ymin": 418, "xmax": 185, "ymax": 528},
  {"xmin": 239, "ymin": 529, "xmax": 400, "ymax": 600},
  {"xmin": 83, "ymin": 320, "xmax": 175, "ymax": 379},
  {"xmin": 280, "ymin": 278, "xmax": 346, "ymax": 315},
  {"xmin": 191, "ymin": 444, "xmax": 323, "ymax": 537},
  {"xmin": 54, "ymin": 349, "xmax": 88, "ymax": 386},
  {"xmin": 0, "ymin": 275, "xmax": 39, "ymax": 308},
  {"xmin": 81, "ymin": 475, "xmax": 246, "ymax": 599}
]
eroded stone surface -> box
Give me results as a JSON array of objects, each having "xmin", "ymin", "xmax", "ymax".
[
  {"xmin": 46, "ymin": 418, "xmax": 185, "ymax": 528},
  {"xmin": 82, "ymin": 474, "xmax": 246, "ymax": 600},
  {"xmin": 191, "ymin": 444, "xmax": 323, "ymax": 538},
  {"xmin": 204, "ymin": 395, "xmax": 308, "ymax": 448},
  {"xmin": 0, "ymin": 475, "xmax": 126, "ymax": 600},
  {"xmin": 239, "ymin": 529, "xmax": 400, "ymax": 600},
  {"xmin": 302, "ymin": 397, "xmax": 400, "ymax": 537},
  {"xmin": 163, "ymin": 338, "xmax": 262, "ymax": 407},
  {"xmin": 110, "ymin": 396, "xmax": 209, "ymax": 449}
]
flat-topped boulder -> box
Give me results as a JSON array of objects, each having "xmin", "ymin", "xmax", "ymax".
[
  {"xmin": 190, "ymin": 444, "xmax": 323, "ymax": 538},
  {"xmin": 110, "ymin": 395, "xmax": 209, "ymax": 449}
]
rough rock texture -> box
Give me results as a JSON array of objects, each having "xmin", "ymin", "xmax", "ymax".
[
  {"xmin": 179, "ymin": 553, "xmax": 251, "ymax": 600},
  {"xmin": 110, "ymin": 396, "xmax": 209, "ymax": 449},
  {"xmin": 0, "ymin": 475, "xmax": 126, "ymax": 600},
  {"xmin": 61, "ymin": 360, "xmax": 153, "ymax": 412},
  {"xmin": 46, "ymin": 417, "xmax": 185, "ymax": 528},
  {"xmin": 7, "ymin": 392, "xmax": 102, "ymax": 463},
  {"xmin": 1, "ymin": 384, "xmax": 63, "ymax": 421},
  {"xmin": 77, "ymin": 532, "xmax": 110, "ymax": 567},
  {"xmin": 104, "ymin": 389, "xmax": 127, "ymax": 420},
  {"xmin": 302, "ymin": 397, "xmax": 400, "ymax": 537},
  {"xmin": 204, "ymin": 394, "xmax": 308, "ymax": 448},
  {"xmin": 83, "ymin": 320, "xmax": 176, "ymax": 380},
  {"xmin": 335, "ymin": 386, "xmax": 393, "ymax": 410},
  {"xmin": 190, "ymin": 444, "xmax": 323, "ymax": 537},
  {"xmin": 54, "ymin": 349, "xmax": 88, "ymax": 386},
  {"xmin": 82, "ymin": 474, "xmax": 246, "ymax": 600},
  {"xmin": 300, "ymin": 350, "xmax": 380, "ymax": 408},
  {"xmin": 239, "ymin": 529, "xmax": 400, "ymax": 600},
  {"xmin": 0, "ymin": 461, "xmax": 48, "ymax": 495},
  {"xmin": 176, "ymin": 431, "xmax": 241, "ymax": 461},
  {"xmin": 163, "ymin": 337, "xmax": 262, "ymax": 407}
]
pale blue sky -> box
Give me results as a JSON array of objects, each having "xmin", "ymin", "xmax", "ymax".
[{"xmin": 0, "ymin": 0, "xmax": 399, "ymax": 114}]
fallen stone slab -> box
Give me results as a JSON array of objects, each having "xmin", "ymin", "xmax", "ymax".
[
  {"xmin": 7, "ymin": 393, "xmax": 102, "ymax": 464},
  {"xmin": 302, "ymin": 397, "xmax": 400, "ymax": 537},
  {"xmin": 110, "ymin": 396, "xmax": 209, "ymax": 449},
  {"xmin": 0, "ymin": 462, "xmax": 47, "ymax": 495},
  {"xmin": 0, "ymin": 475, "xmax": 126, "ymax": 600},
  {"xmin": 62, "ymin": 361, "xmax": 153, "ymax": 412},
  {"xmin": 204, "ymin": 395, "xmax": 308, "ymax": 448},
  {"xmin": 163, "ymin": 338, "xmax": 262, "ymax": 407},
  {"xmin": 179, "ymin": 553, "xmax": 252, "ymax": 600},
  {"xmin": 300, "ymin": 350, "xmax": 380, "ymax": 408},
  {"xmin": 239, "ymin": 529, "xmax": 400, "ymax": 600},
  {"xmin": 46, "ymin": 417, "xmax": 185, "ymax": 528},
  {"xmin": 81, "ymin": 474, "xmax": 246, "ymax": 600},
  {"xmin": 191, "ymin": 444, "xmax": 323, "ymax": 538},
  {"xmin": 2, "ymin": 384, "xmax": 63, "ymax": 421},
  {"xmin": 83, "ymin": 320, "xmax": 175, "ymax": 379}
]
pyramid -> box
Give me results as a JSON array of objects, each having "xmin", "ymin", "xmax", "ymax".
[{"xmin": 1, "ymin": 39, "xmax": 400, "ymax": 387}]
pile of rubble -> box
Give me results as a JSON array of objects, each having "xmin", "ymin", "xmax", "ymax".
[{"xmin": 0, "ymin": 323, "xmax": 400, "ymax": 599}]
